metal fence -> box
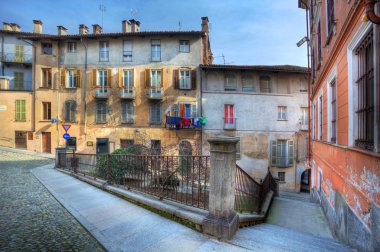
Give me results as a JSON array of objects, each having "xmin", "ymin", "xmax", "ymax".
[{"xmin": 235, "ymin": 165, "xmax": 261, "ymax": 213}]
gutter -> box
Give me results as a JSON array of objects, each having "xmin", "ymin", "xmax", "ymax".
[
  {"xmin": 22, "ymin": 39, "xmax": 36, "ymax": 133},
  {"xmin": 79, "ymin": 37, "xmax": 88, "ymax": 139}
]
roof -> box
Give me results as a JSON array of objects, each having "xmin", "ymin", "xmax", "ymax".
[
  {"xmin": 200, "ymin": 64, "xmax": 309, "ymax": 74},
  {"xmin": 0, "ymin": 29, "xmax": 45, "ymax": 36},
  {"xmin": 17, "ymin": 30, "xmax": 205, "ymax": 40}
]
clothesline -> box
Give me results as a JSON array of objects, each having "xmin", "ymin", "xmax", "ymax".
[{"xmin": 165, "ymin": 116, "xmax": 206, "ymax": 130}]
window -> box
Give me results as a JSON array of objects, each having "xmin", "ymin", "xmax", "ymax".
[
  {"xmin": 122, "ymin": 69, "xmax": 133, "ymax": 91},
  {"xmin": 278, "ymin": 172, "xmax": 285, "ymax": 182},
  {"xmin": 330, "ymin": 79, "xmax": 337, "ymax": 143},
  {"xmin": 96, "ymin": 101, "xmax": 107, "ymax": 123},
  {"xmin": 66, "ymin": 137, "xmax": 77, "ymax": 151},
  {"xmin": 67, "ymin": 69, "xmax": 77, "ymax": 88},
  {"xmin": 42, "ymin": 43, "xmax": 52, "ymax": 55},
  {"xmin": 242, "ymin": 74, "xmax": 254, "ymax": 92},
  {"xmin": 42, "ymin": 102, "xmax": 51, "ymax": 120},
  {"xmin": 300, "ymin": 107, "xmax": 308, "ymax": 128},
  {"xmin": 15, "ymin": 100, "xmax": 26, "ymax": 121},
  {"xmin": 120, "ymin": 139, "xmax": 134, "ymax": 149},
  {"xmin": 312, "ymin": 103, "xmax": 316, "ymax": 139},
  {"xmin": 67, "ymin": 42, "xmax": 77, "ymax": 53},
  {"xmin": 65, "ymin": 100, "xmax": 76, "ymax": 123},
  {"xmin": 97, "ymin": 70, "xmax": 108, "ymax": 93},
  {"xmin": 14, "ymin": 45, "xmax": 24, "ymax": 62},
  {"xmin": 123, "ymin": 40, "xmax": 133, "ymax": 61},
  {"xmin": 278, "ymin": 106, "xmax": 287, "ymax": 120},
  {"xmin": 150, "ymin": 69, "xmax": 162, "ymax": 91},
  {"xmin": 319, "ymin": 95, "xmax": 323, "ymax": 140},
  {"xmin": 355, "ymin": 31, "xmax": 374, "ymax": 151},
  {"xmin": 224, "ymin": 104, "xmax": 235, "ymax": 128},
  {"xmin": 271, "ymin": 140, "xmax": 294, "ymax": 167},
  {"xmin": 326, "ymin": 0, "xmax": 335, "ymax": 38},
  {"xmin": 179, "ymin": 70, "xmax": 191, "ymax": 89},
  {"xmin": 13, "ymin": 72, "xmax": 24, "ymax": 90},
  {"xmin": 260, "ymin": 76, "xmax": 271, "ymax": 93},
  {"xmin": 179, "ymin": 40, "xmax": 190, "ymax": 53},
  {"xmin": 149, "ymin": 103, "xmax": 162, "ymax": 124},
  {"xmin": 42, "ymin": 68, "xmax": 52, "ymax": 88},
  {"xmin": 121, "ymin": 101, "xmax": 134, "ymax": 124},
  {"xmin": 151, "ymin": 140, "xmax": 161, "ymax": 155},
  {"xmin": 317, "ymin": 21, "xmax": 322, "ymax": 65},
  {"xmin": 151, "ymin": 40, "xmax": 161, "ymax": 62},
  {"xmin": 224, "ymin": 74, "xmax": 237, "ymax": 91},
  {"xmin": 174, "ymin": 103, "xmax": 196, "ymax": 118},
  {"xmin": 99, "ymin": 41, "xmax": 109, "ymax": 61},
  {"xmin": 236, "ymin": 137, "xmax": 241, "ymax": 160}
]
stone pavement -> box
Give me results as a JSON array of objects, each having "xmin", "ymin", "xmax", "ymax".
[
  {"xmin": 32, "ymin": 160, "xmax": 353, "ymax": 251},
  {"xmin": 0, "ymin": 150, "xmax": 104, "ymax": 251}
]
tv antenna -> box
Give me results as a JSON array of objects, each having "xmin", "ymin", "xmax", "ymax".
[
  {"xmin": 99, "ymin": 3, "xmax": 107, "ymax": 28},
  {"xmin": 214, "ymin": 53, "xmax": 226, "ymax": 64},
  {"xmin": 178, "ymin": 21, "xmax": 182, "ymax": 31},
  {"xmin": 130, "ymin": 9, "xmax": 138, "ymax": 19}
]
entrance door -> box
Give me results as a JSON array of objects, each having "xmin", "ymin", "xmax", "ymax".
[
  {"xmin": 15, "ymin": 131, "xmax": 27, "ymax": 149},
  {"xmin": 300, "ymin": 169, "xmax": 310, "ymax": 193},
  {"xmin": 42, "ymin": 132, "xmax": 51, "ymax": 153},
  {"xmin": 96, "ymin": 138, "xmax": 109, "ymax": 155}
]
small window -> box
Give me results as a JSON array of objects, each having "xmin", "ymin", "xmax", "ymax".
[
  {"xmin": 149, "ymin": 103, "xmax": 162, "ymax": 124},
  {"xmin": 150, "ymin": 69, "xmax": 162, "ymax": 89},
  {"xmin": 66, "ymin": 137, "xmax": 77, "ymax": 151},
  {"xmin": 42, "ymin": 43, "xmax": 52, "ymax": 55},
  {"xmin": 224, "ymin": 74, "xmax": 237, "ymax": 91},
  {"xmin": 121, "ymin": 101, "xmax": 134, "ymax": 124},
  {"xmin": 42, "ymin": 68, "xmax": 52, "ymax": 88},
  {"xmin": 123, "ymin": 40, "xmax": 133, "ymax": 61},
  {"xmin": 300, "ymin": 107, "xmax": 308, "ymax": 128},
  {"xmin": 271, "ymin": 140, "xmax": 294, "ymax": 167},
  {"xmin": 278, "ymin": 172, "xmax": 285, "ymax": 182},
  {"xmin": 96, "ymin": 101, "xmax": 107, "ymax": 124},
  {"xmin": 326, "ymin": 0, "xmax": 335, "ymax": 38},
  {"xmin": 242, "ymin": 74, "xmax": 254, "ymax": 92},
  {"xmin": 67, "ymin": 69, "xmax": 77, "ymax": 88},
  {"xmin": 278, "ymin": 106, "xmax": 287, "ymax": 120},
  {"xmin": 151, "ymin": 40, "xmax": 161, "ymax": 62},
  {"xmin": 236, "ymin": 137, "xmax": 241, "ymax": 160},
  {"xmin": 178, "ymin": 103, "xmax": 196, "ymax": 118},
  {"xmin": 97, "ymin": 70, "xmax": 108, "ymax": 91},
  {"xmin": 42, "ymin": 102, "xmax": 51, "ymax": 120},
  {"xmin": 15, "ymin": 100, "xmax": 26, "ymax": 121},
  {"xmin": 330, "ymin": 79, "xmax": 337, "ymax": 143},
  {"xmin": 99, "ymin": 41, "xmax": 109, "ymax": 62},
  {"xmin": 67, "ymin": 42, "xmax": 77, "ymax": 53},
  {"xmin": 122, "ymin": 69, "xmax": 133, "ymax": 89},
  {"xmin": 179, "ymin": 40, "xmax": 190, "ymax": 53},
  {"xmin": 13, "ymin": 72, "xmax": 24, "ymax": 90},
  {"xmin": 151, "ymin": 140, "xmax": 161, "ymax": 155},
  {"xmin": 65, "ymin": 100, "xmax": 76, "ymax": 123},
  {"xmin": 120, "ymin": 139, "xmax": 134, "ymax": 149},
  {"xmin": 260, "ymin": 76, "xmax": 271, "ymax": 93},
  {"xmin": 179, "ymin": 70, "xmax": 191, "ymax": 89},
  {"xmin": 319, "ymin": 95, "xmax": 323, "ymax": 140}
]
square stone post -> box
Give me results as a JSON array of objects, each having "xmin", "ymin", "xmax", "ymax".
[{"xmin": 203, "ymin": 136, "xmax": 240, "ymax": 240}]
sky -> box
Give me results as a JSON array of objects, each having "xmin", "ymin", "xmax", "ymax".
[{"xmin": 1, "ymin": 0, "xmax": 308, "ymax": 66}]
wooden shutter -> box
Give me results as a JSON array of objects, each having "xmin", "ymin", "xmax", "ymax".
[
  {"xmin": 21, "ymin": 100, "xmax": 26, "ymax": 121},
  {"xmin": 288, "ymin": 140, "xmax": 294, "ymax": 166},
  {"xmin": 271, "ymin": 140, "xmax": 277, "ymax": 166},
  {"xmin": 173, "ymin": 69, "xmax": 179, "ymax": 89},
  {"xmin": 172, "ymin": 104, "xmax": 179, "ymax": 117},
  {"xmin": 107, "ymin": 69, "xmax": 112, "ymax": 87},
  {"xmin": 191, "ymin": 104, "xmax": 197, "ymax": 118},
  {"xmin": 92, "ymin": 69, "xmax": 97, "ymax": 87},
  {"xmin": 145, "ymin": 69, "xmax": 150, "ymax": 88},
  {"xmin": 161, "ymin": 68, "xmax": 164, "ymax": 88},
  {"xmin": 118, "ymin": 68, "xmax": 122, "ymax": 87},
  {"xmin": 191, "ymin": 70, "xmax": 196, "ymax": 90},
  {"xmin": 15, "ymin": 100, "xmax": 19, "ymax": 121},
  {"xmin": 131, "ymin": 69, "xmax": 134, "ymax": 87},
  {"xmin": 60, "ymin": 68, "xmax": 66, "ymax": 87},
  {"xmin": 75, "ymin": 69, "xmax": 81, "ymax": 88}
]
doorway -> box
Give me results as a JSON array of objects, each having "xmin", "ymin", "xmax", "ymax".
[
  {"xmin": 96, "ymin": 138, "xmax": 109, "ymax": 155},
  {"xmin": 300, "ymin": 169, "xmax": 310, "ymax": 193},
  {"xmin": 42, "ymin": 132, "xmax": 51, "ymax": 153},
  {"xmin": 15, "ymin": 131, "xmax": 27, "ymax": 149}
]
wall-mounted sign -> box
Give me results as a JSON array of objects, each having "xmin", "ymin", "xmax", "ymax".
[
  {"xmin": 63, "ymin": 133, "xmax": 70, "ymax": 140},
  {"xmin": 62, "ymin": 124, "xmax": 71, "ymax": 132},
  {"xmin": 87, "ymin": 141, "xmax": 93, "ymax": 146},
  {"xmin": 28, "ymin": 132, "xmax": 33, "ymax": 140},
  {"xmin": 0, "ymin": 105, "xmax": 7, "ymax": 111},
  {"xmin": 51, "ymin": 118, "xmax": 57, "ymax": 123}
]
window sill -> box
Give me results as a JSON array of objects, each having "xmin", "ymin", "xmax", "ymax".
[
  {"xmin": 179, "ymin": 88, "xmax": 192, "ymax": 91},
  {"xmin": 65, "ymin": 87, "xmax": 77, "ymax": 89},
  {"xmin": 179, "ymin": 51, "xmax": 190, "ymax": 53},
  {"xmin": 277, "ymin": 119, "xmax": 288, "ymax": 121},
  {"xmin": 39, "ymin": 86, "xmax": 52, "ymax": 89},
  {"xmin": 15, "ymin": 120, "xmax": 26, "ymax": 122},
  {"xmin": 40, "ymin": 120, "xmax": 52, "ymax": 122},
  {"xmin": 96, "ymin": 122, "xmax": 107, "ymax": 124}
]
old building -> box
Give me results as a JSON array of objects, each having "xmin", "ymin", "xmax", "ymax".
[
  {"xmin": 299, "ymin": 0, "xmax": 380, "ymax": 250},
  {"xmin": 0, "ymin": 22, "xmax": 34, "ymax": 150},
  {"xmin": 13, "ymin": 18, "xmax": 212, "ymax": 155},
  {"xmin": 200, "ymin": 64, "xmax": 308, "ymax": 192}
]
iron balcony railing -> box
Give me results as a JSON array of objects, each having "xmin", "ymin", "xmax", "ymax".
[
  {"xmin": 1, "ymin": 53, "xmax": 32, "ymax": 64},
  {"xmin": 165, "ymin": 116, "xmax": 202, "ymax": 130},
  {"xmin": 95, "ymin": 86, "xmax": 110, "ymax": 98},
  {"xmin": 223, "ymin": 117, "xmax": 237, "ymax": 130},
  {"xmin": 148, "ymin": 87, "xmax": 164, "ymax": 99},
  {"xmin": 119, "ymin": 87, "xmax": 135, "ymax": 99}
]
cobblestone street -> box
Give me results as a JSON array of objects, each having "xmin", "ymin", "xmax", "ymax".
[{"xmin": 0, "ymin": 150, "xmax": 104, "ymax": 251}]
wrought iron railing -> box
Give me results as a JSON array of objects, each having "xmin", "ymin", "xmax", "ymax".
[
  {"xmin": 235, "ymin": 165, "xmax": 261, "ymax": 213},
  {"xmin": 1, "ymin": 53, "xmax": 32, "ymax": 64}
]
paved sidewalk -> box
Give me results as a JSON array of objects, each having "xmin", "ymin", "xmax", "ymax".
[{"xmin": 0, "ymin": 146, "xmax": 55, "ymax": 159}]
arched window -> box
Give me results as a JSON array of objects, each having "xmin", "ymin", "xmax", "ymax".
[
  {"xmin": 65, "ymin": 100, "xmax": 76, "ymax": 122},
  {"xmin": 260, "ymin": 76, "xmax": 271, "ymax": 93}
]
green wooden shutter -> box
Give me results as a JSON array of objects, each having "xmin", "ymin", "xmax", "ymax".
[
  {"xmin": 21, "ymin": 100, "xmax": 26, "ymax": 121},
  {"xmin": 288, "ymin": 140, "xmax": 294, "ymax": 166},
  {"xmin": 15, "ymin": 100, "xmax": 20, "ymax": 121},
  {"xmin": 271, "ymin": 140, "xmax": 277, "ymax": 166}
]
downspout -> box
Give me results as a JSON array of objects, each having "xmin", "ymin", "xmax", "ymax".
[
  {"xmin": 1, "ymin": 34, "xmax": 4, "ymax": 76},
  {"xmin": 306, "ymin": 6, "xmax": 312, "ymax": 165},
  {"xmin": 200, "ymin": 66, "xmax": 203, "ymax": 155},
  {"xmin": 80, "ymin": 37, "xmax": 88, "ymax": 140},
  {"xmin": 22, "ymin": 39, "xmax": 36, "ymax": 133},
  {"xmin": 366, "ymin": 0, "xmax": 380, "ymax": 24},
  {"xmin": 57, "ymin": 41, "xmax": 61, "ymax": 149}
]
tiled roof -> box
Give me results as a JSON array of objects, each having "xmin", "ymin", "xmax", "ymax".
[
  {"xmin": 17, "ymin": 31, "xmax": 205, "ymax": 40},
  {"xmin": 200, "ymin": 64, "xmax": 309, "ymax": 73},
  {"xmin": 0, "ymin": 29, "xmax": 45, "ymax": 36}
]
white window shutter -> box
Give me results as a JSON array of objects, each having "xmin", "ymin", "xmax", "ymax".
[
  {"xmin": 288, "ymin": 140, "xmax": 294, "ymax": 165},
  {"xmin": 271, "ymin": 140, "xmax": 277, "ymax": 166}
]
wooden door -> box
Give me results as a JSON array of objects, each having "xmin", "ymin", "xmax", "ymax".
[{"xmin": 42, "ymin": 132, "xmax": 51, "ymax": 153}]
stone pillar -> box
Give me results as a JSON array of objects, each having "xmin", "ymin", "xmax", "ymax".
[{"xmin": 202, "ymin": 136, "xmax": 239, "ymax": 240}]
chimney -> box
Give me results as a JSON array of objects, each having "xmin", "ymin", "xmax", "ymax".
[
  {"xmin": 122, "ymin": 20, "xmax": 131, "ymax": 33},
  {"xmin": 2, "ymin": 22, "xmax": 12, "ymax": 31},
  {"xmin": 129, "ymin": 19, "xmax": 140, "ymax": 32},
  {"xmin": 79, "ymin": 24, "xmax": 89, "ymax": 35},
  {"xmin": 57, "ymin": 25, "xmax": 67, "ymax": 35},
  {"xmin": 10, "ymin": 23, "xmax": 20, "ymax": 32},
  {"xmin": 92, "ymin": 24, "xmax": 102, "ymax": 34},
  {"xmin": 33, "ymin": 20, "xmax": 43, "ymax": 34},
  {"xmin": 201, "ymin": 16, "xmax": 209, "ymax": 33}
]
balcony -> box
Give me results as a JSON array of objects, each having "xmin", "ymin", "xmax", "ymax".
[
  {"xmin": 1, "ymin": 53, "xmax": 32, "ymax": 64},
  {"xmin": 120, "ymin": 87, "xmax": 135, "ymax": 99},
  {"xmin": 223, "ymin": 118, "xmax": 237, "ymax": 130},
  {"xmin": 165, "ymin": 116, "xmax": 202, "ymax": 130},
  {"xmin": 95, "ymin": 86, "xmax": 110, "ymax": 99},
  {"xmin": 148, "ymin": 87, "xmax": 164, "ymax": 100}
]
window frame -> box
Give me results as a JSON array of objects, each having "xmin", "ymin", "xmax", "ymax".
[
  {"xmin": 96, "ymin": 101, "xmax": 108, "ymax": 124},
  {"xmin": 149, "ymin": 102, "xmax": 162, "ymax": 124},
  {"xmin": 151, "ymin": 39, "xmax": 161, "ymax": 62},
  {"xmin": 278, "ymin": 172, "xmax": 285, "ymax": 182},
  {"xmin": 179, "ymin": 40, "xmax": 190, "ymax": 53},
  {"xmin": 122, "ymin": 40, "xmax": 133, "ymax": 62},
  {"xmin": 121, "ymin": 101, "xmax": 134, "ymax": 124},
  {"xmin": 242, "ymin": 74, "xmax": 254, "ymax": 92},
  {"xmin": 42, "ymin": 102, "xmax": 51, "ymax": 121},
  {"xmin": 67, "ymin": 42, "xmax": 77, "ymax": 53},
  {"xmin": 318, "ymin": 94, "xmax": 323, "ymax": 140},
  {"xmin": 224, "ymin": 73, "xmax": 237, "ymax": 91},
  {"xmin": 271, "ymin": 139, "xmax": 294, "ymax": 167},
  {"xmin": 179, "ymin": 69, "xmax": 191, "ymax": 90},
  {"xmin": 15, "ymin": 100, "xmax": 26, "ymax": 122},
  {"xmin": 300, "ymin": 107, "xmax": 308, "ymax": 128},
  {"xmin": 327, "ymin": 69, "xmax": 337, "ymax": 143},
  {"xmin": 278, "ymin": 106, "xmax": 287, "ymax": 120},
  {"xmin": 99, "ymin": 41, "xmax": 109, "ymax": 62},
  {"xmin": 13, "ymin": 72, "xmax": 24, "ymax": 90},
  {"xmin": 325, "ymin": 0, "xmax": 335, "ymax": 43},
  {"xmin": 259, "ymin": 76, "xmax": 271, "ymax": 93},
  {"xmin": 42, "ymin": 42, "xmax": 52, "ymax": 55},
  {"xmin": 67, "ymin": 69, "xmax": 77, "ymax": 88},
  {"xmin": 65, "ymin": 100, "xmax": 77, "ymax": 123},
  {"xmin": 41, "ymin": 68, "xmax": 52, "ymax": 88}
]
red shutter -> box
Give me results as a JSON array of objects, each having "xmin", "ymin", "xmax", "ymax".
[
  {"xmin": 230, "ymin": 105, "xmax": 234, "ymax": 124},
  {"xmin": 180, "ymin": 104, "xmax": 185, "ymax": 117},
  {"xmin": 224, "ymin": 105, "xmax": 228, "ymax": 123}
]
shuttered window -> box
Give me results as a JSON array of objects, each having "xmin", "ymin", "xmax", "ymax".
[
  {"xmin": 149, "ymin": 103, "xmax": 162, "ymax": 124},
  {"xmin": 13, "ymin": 72, "xmax": 24, "ymax": 90},
  {"xmin": 15, "ymin": 100, "xmax": 26, "ymax": 121},
  {"xmin": 271, "ymin": 140, "xmax": 294, "ymax": 167},
  {"xmin": 123, "ymin": 40, "xmax": 133, "ymax": 61},
  {"xmin": 179, "ymin": 70, "xmax": 191, "ymax": 89},
  {"xmin": 96, "ymin": 101, "xmax": 107, "ymax": 123},
  {"xmin": 326, "ymin": 0, "xmax": 335, "ymax": 37},
  {"xmin": 121, "ymin": 101, "xmax": 134, "ymax": 124},
  {"xmin": 42, "ymin": 102, "xmax": 51, "ymax": 120},
  {"xmin": 242, "ymin": 74, "xmax": 254, "ymax": 92},
  {"xmin": 65, "ymin": 100, "xmax": 76, "ymax": 122},
  {"xmin": 42, "ymin": 68, "xmax": 52, "ymax": 88}
]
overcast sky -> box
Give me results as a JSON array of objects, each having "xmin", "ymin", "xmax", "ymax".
[{"xmin": 1, "ymin": 0, "xmax": 307, "ymax": 66}]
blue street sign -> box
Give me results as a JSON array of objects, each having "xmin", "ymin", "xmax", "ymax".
[
  {"xmin": 63, "ymin": 133, "xmax": 70, "ymax": 140},
  {"xmin": 51, "ymin": 118, "xmax": 57, "ymax": 123}
]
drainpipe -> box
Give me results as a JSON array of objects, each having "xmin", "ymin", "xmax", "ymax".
[
  {"xmin": 366, "ymin": 0, "xmax": 380, "ymax": 24},
  {"xmin": 1, "ymin": 34, "xmax": 4, "ymax": 76},
  {"xmin": 57, "ymin": 41, "xmax": 61, "ymax": 149},
  {"xmin": 22, "ymin": 39, "xmax": 36, "ymax": 133},
  {"xmin": 306, "ymin": 6, "xmax": 312, "ymax": 165},
  {"xmin": 80, "ymin": 37, "xmax": 88, "ymax": 140}
]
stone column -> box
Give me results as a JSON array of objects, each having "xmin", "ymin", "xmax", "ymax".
[{"xmin": 202, "ymin": 136, "xmax": 240, "ymax": 240}]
